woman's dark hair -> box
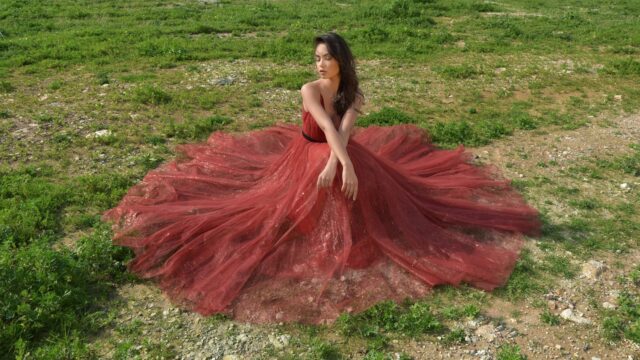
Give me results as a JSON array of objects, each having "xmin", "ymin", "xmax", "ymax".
[{"xmin": 314, "ymin": 32, "xmax": 363, "ymax": 117}]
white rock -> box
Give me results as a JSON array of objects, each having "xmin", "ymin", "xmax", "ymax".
[
  {"xmin": 475, "ymin": 324, "xmax": 496, "ymax": 342},
  {"xmin": 620, "ymin": 183, "xmax": 629, "ymax": 190},
  {"xmin": 581, "ymin": 260, "xmax": 607, "ymax": 280},
  {"xmin": 602, "ymin": 302, "xmax": 617, "ymax": 310},
  {"xmin": 86, "ymin": 129, "xmax": 112, "ymax": 138},
  {"xmin": 614, "ymin": 95, "xmax": 622, "ymax": 101},
  {"xmin": 268, "ymin": 333, "xmax": 290, "ymax": 349},
  {"xmin": 236, "ymin": 333, "xmax": 248, "ymax": 343},
  {"xmin": 560, "ymin": 308, "xmax": 592, "ymax": 325}
]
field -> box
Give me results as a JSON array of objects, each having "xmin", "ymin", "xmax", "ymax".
[{"xmin": 1, "ymin": 0, "xmax": 640, "ymax": 359}]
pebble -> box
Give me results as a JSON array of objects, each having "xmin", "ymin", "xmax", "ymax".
[
  {"xmin": 602, "ymin": 301, "xmax": 617, "ymax": 310},
  {"xmin": 560, "ymin": 308, "xmax": 592, "ymax": 325},
  {"xmin": 214, "ymin": 76, "xmax": 235, "ymax": 86},
  {"xmin": 581, "ymin": 260, "xmax": 607, "ymax": 280},
  {"xmin": 475, "ymin": 324, "xmax": 497, "ymax": 342},
  {"xmin": 86, "ymin": 129, "xmax": 112, "ymax": 138}
]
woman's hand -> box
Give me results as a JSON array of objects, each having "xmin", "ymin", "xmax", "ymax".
[
  {"xmin": 317, "ymin": 162, "xmax": 337, "ymax": 189},
  {"xmin": 341, "ymin": 163, "xmax": 358, "ymax": 201}
]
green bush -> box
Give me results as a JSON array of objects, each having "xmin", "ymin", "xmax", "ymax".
[
  {"xmin": 0, "ymin": 225, "xmax": 131, "ymax": 357},
  {"xmin": 0, "ymin": 168, "xmax": 69, "ymax": 245}
]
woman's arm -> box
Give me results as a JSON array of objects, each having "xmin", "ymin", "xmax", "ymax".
[
  {"xmin": 300, "ymin": 84, "xmax": 352, "ymax": 167},
  {"xmin": 325, "ymin": 95, "xmax": 363, "ymax": 167},
  {"xmin": 301, "ymin": 84, "xmax": 359, "ymax": 200}
]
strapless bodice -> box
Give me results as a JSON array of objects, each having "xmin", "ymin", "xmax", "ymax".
[{"xmin": 301, "ymin": 96, "xmax": 340, "ymax": 143}]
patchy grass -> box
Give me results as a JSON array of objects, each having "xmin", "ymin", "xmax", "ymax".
[
  {"xmin": 2, "ymin": 0, "xmax": 640, "ymax": 358},
  {"xmin": 600, "ymin": 265, "xmax": 640, "ymax": 344}
]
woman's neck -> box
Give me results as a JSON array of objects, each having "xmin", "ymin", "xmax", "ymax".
[{"xmin": 321, "ymin": 77, "xmax": 340, "ymax": 96}]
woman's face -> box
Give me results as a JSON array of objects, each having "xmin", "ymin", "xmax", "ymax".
[{"xmin": 315, "ymin": 43, "xmax": 340, "ymax": 80}]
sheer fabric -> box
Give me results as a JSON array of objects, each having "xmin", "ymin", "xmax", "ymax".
[{"xmin": 104, "ymin": 102, "xmax": 541, "ymax": 324}]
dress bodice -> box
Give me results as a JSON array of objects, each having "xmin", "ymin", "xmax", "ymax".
[{"xmin": 302, "ymin": 96, "xmax": 340, "ymax": 143}]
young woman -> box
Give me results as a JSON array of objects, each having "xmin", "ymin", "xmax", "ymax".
[{"xmin": 104, "ymin": 33, "xmax": 541, "ymax": 324}]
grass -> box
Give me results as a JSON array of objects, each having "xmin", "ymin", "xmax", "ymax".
[
  {"xmin": 601, "ymin": 269, "xmax": 640, "ymax": 344},
  {"xmin": 2, "ymin": 0, "xmax": 640, "ymax": 358}
]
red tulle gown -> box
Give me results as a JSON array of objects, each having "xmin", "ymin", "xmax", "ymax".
[{"xmin": 104, "ymin": 96, "xmax": 541, "ymax": 324}]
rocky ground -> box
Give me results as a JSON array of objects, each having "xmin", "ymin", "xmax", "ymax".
[{"xmin": 87, "ymin": 112, "xmax": 640, "ymax": 359}]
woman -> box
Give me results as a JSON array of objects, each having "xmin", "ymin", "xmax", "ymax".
[{"xmin": 104, "ymin": 33, "xmax": 541, "ymax": 324}]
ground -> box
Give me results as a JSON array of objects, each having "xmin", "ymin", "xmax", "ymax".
[{"xmin": 87, "ymin": 112, "xmax": 640, "ymax": 359}]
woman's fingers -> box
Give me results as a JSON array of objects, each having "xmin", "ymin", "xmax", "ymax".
[{"xmin": 341, "ymin": 181, "xmax": 357, "ymax": 200}]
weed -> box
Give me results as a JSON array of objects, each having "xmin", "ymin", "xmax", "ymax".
[
  {"xmin": 308, "ymin": 338, "xmax": 342, "ymax": 360},
  {"xmin": 441, "ymin": 328, "xmax": 466, "ymax": 345},
  {"xmin": 164, "ymin": 115, "xmax": 231, "ymax": 141},
  {"xmin": 358, "ymin": 107, "xmax": 416, "ymax": 127},
  {"xmin": 436, "ymin": 65, "xmax": 481, "ymax": 79},
  {"xmin": 0, "ymin": 80, "xmax": 15, "ymax": 93},
  {"xmin": 496, "ymin": 344, "xmax": 527, "ymax": 360},
  {"xmin": 132, "ymin": 85, "xmax": 172, "ymax": 105},
  {"xmin": 541, "ymin": 254, "xmax": 577, "ymax": 279},
  {"xmin": 495, "ymin": 249, "xmax": 542, "ymax": 300},
  {"xmin": 540, "ymin": 309, "xmax": 561, "ymax": 325}
]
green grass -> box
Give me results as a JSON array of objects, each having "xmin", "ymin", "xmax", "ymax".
[
  {"xmin": 601, "ymin": 269, "xmax": 640, "ymax": 344},
  {"xmin": 497, "ymin": 344, "xmax": 527, "ymax": 360},
  {"xmin": 0, "ymin": 165, "xmax": 136, "ymax": 357},
  {"xmin": 540, "ymin": 309, "xmax": 561, "ymax": 326},
  {"xmin": 2, "ymin": 0, "xmax": 640, "ymax": 357}
]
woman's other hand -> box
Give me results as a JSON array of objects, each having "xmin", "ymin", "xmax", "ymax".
[
  {"xmin": 341, "ymin": 163, "xmax": 358, "ymax": 201},
  {"xmin": 317, "ymin": 162, "xmax": 337, "ymax": 188}
]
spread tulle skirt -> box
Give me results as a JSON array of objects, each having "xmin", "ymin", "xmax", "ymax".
[{"xmin": 103, "ymin": 123, "xmax": 541, "ymax": 324}]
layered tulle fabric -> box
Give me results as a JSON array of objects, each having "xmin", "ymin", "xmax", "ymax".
[{"xmin": 104, "ymin": 110, "xmax": 541, "ymax": 324}]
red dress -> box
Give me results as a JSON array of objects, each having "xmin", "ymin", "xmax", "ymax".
[{"xmin": 104, "ymin": 96, "xmax": 541, "ymax": 324}]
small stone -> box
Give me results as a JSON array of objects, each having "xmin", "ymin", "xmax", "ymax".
[
  {"xmin": 475, "ymin": 324, "xmax": 496, "ymax": 342},
  {"xmin": 555, "ymin": 344, "xmax": 562, "ymax": 350},
  {"xmin": 466, "ymin": 319, "xmax": 480, "ymax": 329},
  {"xmin": 602, "ymin": 302, "xmax": 617, "ymax": 310},
  {"xmin": 620, "ymin": 183, "xmax": 629, "ymax": 190},
  {"xmin": 214, "ymin": 76, "xmax": 235, "ymax": 86},
  {"xmin": 268, "ymin": 333, "xmax": 290, "ymax": 349},
  {"xmin": 560, "ymin": 308, "xmax": 591, "ymax": 325},
  {"xmin": 614, "ymin": 94, "xmax": 622, "ymax": 101},
  {"xmin": 86, "ymin": 129, "xmax": 112, "ymax": 138},
  {"xmin": 581, "ymin": 260, "xmax": 607, "ymax": 280},
  {"xmin": 236, "ymin": 333, "xmax": 248, "ymax": 343}
]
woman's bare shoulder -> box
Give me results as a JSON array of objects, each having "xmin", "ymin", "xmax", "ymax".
[{"xmin": 301, "ymin": 80, "xmax": 321, "ymax": 94}]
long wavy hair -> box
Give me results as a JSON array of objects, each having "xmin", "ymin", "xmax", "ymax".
[{"xmin": 314, "ymin": 33, "xmax": 363, "ymax": 117}]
